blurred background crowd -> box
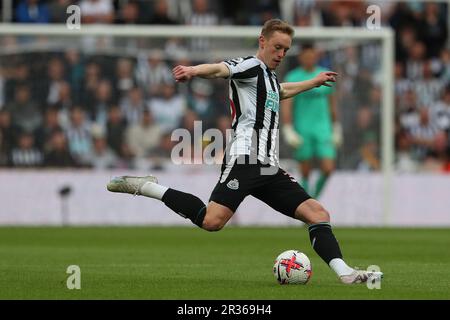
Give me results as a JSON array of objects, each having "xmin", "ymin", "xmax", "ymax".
[{"xmin": 0, "ymin": 0, "xmax": 449, "ymax": 173}]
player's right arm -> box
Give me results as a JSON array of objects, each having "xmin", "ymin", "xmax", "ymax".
[
  {"xmin": 280, "ymin": 71, "xmax": 337, "ymax": 100},
  {"xmin": 173, "ymin": 63, "xmax": 230, "ymax": 82}
]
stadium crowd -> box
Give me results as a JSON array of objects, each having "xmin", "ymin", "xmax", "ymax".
[{"xmin": 0, "ymin": 0, "xmax": 449, "ymax": 173}]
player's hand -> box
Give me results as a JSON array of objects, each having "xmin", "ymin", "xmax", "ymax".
[
  {"xmin": 173, "ymin": 65, "xmax": 195, "ymax": 82},
  {"xmin": 332, "ymin": 122, "xmax": 343, "ymax": 147},
  {"xmin": 282, "ymin": 124, "xmax": 303, "ymax": 148},
  {"xmin": 314, "ymin": 71, "xmax": 338, "ymax": 87}
]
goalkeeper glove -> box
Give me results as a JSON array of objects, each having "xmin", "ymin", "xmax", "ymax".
[
  {"xmin": 332, "ymin": 122, "xmax": 343, "ymax": 147},
  {"xmin": 282, "ymin": 124, "xmax": 303, "ymax": 148}
]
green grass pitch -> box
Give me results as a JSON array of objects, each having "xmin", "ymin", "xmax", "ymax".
[{"xmin": 0, "ymin": 226, "xmax": 449, "ymax": 299}]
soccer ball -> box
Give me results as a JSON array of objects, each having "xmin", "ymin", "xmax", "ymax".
[{"xmin": 273, "ymin": 250, "xmax": 312, "ymax": 284}]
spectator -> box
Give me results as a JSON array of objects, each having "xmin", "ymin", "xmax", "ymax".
[
  {"xmin": 79, "ymin": 0, "xmax": 114, "ymax": 24},
  {"xmin": 91, "ymin": 79, "xmax": 114, "ymax": 127},
  {"xmin": 389, "ymin": 2, "xmax": 419, "ymax": 32},
  {"xmin": 422, "ymin": 130, "xmax": 449, "ymax": 172},
  {"xmin": 356, "ymin": 132, "xmax": 380, "ymax": 171},
  {"xmin": 65, "ymin": 106, "xmax": 93, "ymax": 166},
  {"xmin": 347, "ymin": 106, "xmax": 379, "ymax": 168},
  {"xmin": 152, "ymin": 132, "xmax": 175, "ymax": 160},
  {"xmin": 135, "ymin": 50, "xmax": 172, "ymax": 98},
  {"xmin": 48, "ymin": 0, "xmax": 72, "ymax": 23},
  {"xmin": 126, "ymin": 109, "xmax": 161, "ymax": 160},
  {"xmin": 91, "ymin": 134, "xmax": 118, "ymax": 170},
  {"xmin": 35, "ymin": 107, "xmax": 64, "ymax": 151},
  {"xmin": 10, "ymin": 131, "xmax": 43, "ymax": 167},
  {"xmin": 406, "ymin": 40, "xmax": 427, "ymax": 80},
  {"xmin": 292, "ymin": 0, "xmax": 321, "ymax": 27},
  {"xmin": 51, "ymin": 82, "xmax": 74, "ymax": 128},
  {"xmin": 353, "ymin": 68, "xmax": 374, "ymax": 108},
  {"xmin": 430, "ymin": 86, "xmax": 450, "ymax": 132},
  {"xmin": 81, "ymin": 61, "xmax": 102, "ymax": 113},
  {"xmin": 44, "ymin": 129, "xmax": 77, "ymax": 168},
  {"xmin": 64, "ymin": 49, "xmax": 84, "ymax": 105},
  {"xmin": 148, "ymin": 82, "xmax": 187, "ymax": 134},
  {"xmin": 437, "ymin": 48, "xmax": 450, "ymax": 85},
  {"xmin": 419, "ymin": 2, "xmax": 448, "ymax": 58},
  {"xmin": 5, "ymin": 84, "xmax": 42, "ymax": 133},
  {"xmin": 187, "ymin": 0, "xmax": 218, "ymax": 25},
  {"xmin": 394, "ymin": 61, "xmax": 411, "ymax": 98},
  {"xmin": 322, "ymin": 0, "xmax": 365, "ymax": 27},
  {"xmin": 15, "ymin": 0, "xmax": 50, "ymax": 23},
  {"xmin": 149, "ymin": 0, "xmax": 178, "ymax": 25},
  {"xmin": 332, "ymin": 46, "xmax": 360, "ymax": 92},
  {"xmin": 106, "ymin": 105, "xmax": 128, "ymax": 158},
  {"xmin": 398, "ymin": 89, "xmax": 419, "ymax": 131},
  {"xmin": 395, "ymin": 128, "xmax": 418, "ymax": 172},
  {"xmin": 187, "ymin": 78, "xmax": 215, "ymax": 128},
  {"xmin": 409, "ymin": 107, "xmax": 439, "ymax": 161},
  {"xmin": 0, "ymin": 65, "xmax": 5, "ymax": 109},
  {"xmin": 120, "ymin": 86, "xmax": 145, "ymax": 126},
  {"xmin": 395, "ymin": 25, "xmax": 418, "ymax": 63},
  {"xmin": 245, "ymin": 0, "xmax": 280, "ymax": 26},
  {"xmin": 44, "ymin": 57, "xmax": 67, "ymax": 107},
  {"xmin": 164, "ymin": 37, "xmax": 189, "ymax": 61},
  {"xmin": 116, "ymin": 1, "xmax": 145, "ymax": 24},
  {"xmin": 4, "ymin": 63, "xmax": 33, "ymax": 103},
  {"xmin": 220, "ymin": 0, "xmax": 245, "ymax": 25},
  {"xmin": 0, "ymin": 110, "xmax": 19, "ymax": 166},
  {"xmin": 114, "ymin": 58, "xmax": 137, "ymax": 102},
  {"xmin": 0, "ymin": 131, "xmax": 3, "ymax": 165},
  {"xmin": 414, "ymin": 60, "xmax": 445, "ymax": 108},
  {"xmin": 78, "ymin": 0, "xmax": 115, "ymax": 51},
  {"xmin": 186, "ymin": 0, "xmax": 218, "ymax": 51}
]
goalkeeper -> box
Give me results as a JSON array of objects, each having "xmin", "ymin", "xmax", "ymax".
[{"xmin": 281, "ymin": 44, "xmax": 342, "ymax": 198}]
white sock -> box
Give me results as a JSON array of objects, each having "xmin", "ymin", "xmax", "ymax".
[
  {"xmin": 329, "ymin": 258, "xmax": 354, "ymax": 277},
  {"xmin": 140, "ymin": 182, "xmax": 169, "ymax": 200}
]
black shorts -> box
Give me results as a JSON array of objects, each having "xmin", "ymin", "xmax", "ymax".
[{"xmin": 209, "ymin": 156, "xmax": 311, "ymax": 218}]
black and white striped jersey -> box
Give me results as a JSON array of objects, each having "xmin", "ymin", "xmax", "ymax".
[{"xmin": 223, "ymin": 56, "xmax": 281, "ymax": 167}]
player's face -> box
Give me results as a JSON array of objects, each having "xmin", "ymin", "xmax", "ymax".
[{"xmin": 259, "ymin": 31, "xmax": 292, "ymax": 70}]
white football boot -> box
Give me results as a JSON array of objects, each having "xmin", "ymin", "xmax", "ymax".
[
  {"xmin": 107, "ymin": 175, "xmax": 158, "ymax": 196},
  {"xmin": 340, "ymin": 270, "xmax": 384, "ymax": 284}
]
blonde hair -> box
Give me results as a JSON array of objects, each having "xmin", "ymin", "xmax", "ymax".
[{"xmin": 261, "ymin": 19, "xmax": 294, "ymax": 39}]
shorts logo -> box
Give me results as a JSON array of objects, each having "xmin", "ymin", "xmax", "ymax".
[{"xmin": 227, "ymin": 179, "xmax": 239, "ymax": 190}]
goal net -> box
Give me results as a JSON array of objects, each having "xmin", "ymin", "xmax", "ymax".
[{"xmin": 0, "ymin": 24, "xmax": 395, "ymax": 225}]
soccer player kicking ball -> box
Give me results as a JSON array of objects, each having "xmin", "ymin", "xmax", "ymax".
[{"xmin": 107, "ymin": 19, "xmax": 382, "ymax": 284}]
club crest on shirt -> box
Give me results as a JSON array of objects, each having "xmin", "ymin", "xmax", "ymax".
[
  {"xmin": 227, "ymin": 179, "xmax": 240, "ymax": 190},
  {"xmin": 265, "ymin": 90, "xmax": 279, "ymax": 112}
]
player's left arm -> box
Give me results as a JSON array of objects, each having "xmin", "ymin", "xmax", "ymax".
[
  {"xmin": 279, "ymin": 71, "xmax": 337, "ymax": 100},
  {"xmin": 173, "ymin": 63, "xmax": 230, "ymax": 82}
]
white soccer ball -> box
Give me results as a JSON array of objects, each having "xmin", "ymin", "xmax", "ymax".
[{"xmin": 273, "ymin": 250, "xmax": 312, "ymax": 284}]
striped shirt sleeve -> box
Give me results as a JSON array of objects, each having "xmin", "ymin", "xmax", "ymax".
[{"xmin": 222, "ymin": 57, "xmax": 260, "ymax": 79}]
